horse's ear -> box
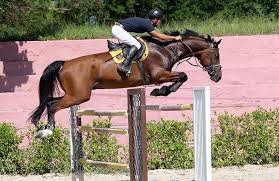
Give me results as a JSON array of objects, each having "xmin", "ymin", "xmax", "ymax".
[
  {"xmin": 207, "ymin": 35, "xmax": 212, "ymax": 41},
  {"xmin": 216, "ymin": 39, "xmax": 222, "ymax": 47}
]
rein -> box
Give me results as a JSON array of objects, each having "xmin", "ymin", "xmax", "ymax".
[{"xmin": 173, "ymin": 40, "xmax": 222, "ymax": 74}]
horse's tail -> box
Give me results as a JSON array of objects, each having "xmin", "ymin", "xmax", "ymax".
[{"xmin": 29, "ymin": 60, "xmax": 65, "ymax": 127}]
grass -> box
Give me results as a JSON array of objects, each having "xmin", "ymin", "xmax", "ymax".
[
  {"xmin": 41, "ymin": 24, "xmax": 111, "ymax": 40},
  {"xmin": 189, "ymin": 17, "xmax": 279, "ymax": 36},
  {"xmin": 39, "ymin": 16, "xmax": 279, "ymax": 40}
]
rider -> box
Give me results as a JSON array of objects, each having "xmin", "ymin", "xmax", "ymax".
[{"xmin": 112, "ymin": 8, "xmax": 182, "ymax": 75}]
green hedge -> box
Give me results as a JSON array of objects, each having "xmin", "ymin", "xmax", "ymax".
[
  {"xmin": 147, "ymin": 120, "xmax": 194, "ymax": 169},
  {"xmin": 0, "ymin": 108, "xmax": 278, "ymax": 175},
  {"xmin": 212, "ymin": 108, "xmax": 279, "ymax": 167},
  {"xmin": 0, "ymin": 123, "xmax": 22, "ymax": 174},
  {"xmin": 21, "ymin": 128, "xmax": 71, "ymax": 174},
  {"xmin": 81, "ymin": 119, "xmax": 124, "ymax": 173},
  {"xmin": 1, "ymin": 0, "xmax": 279, "ymax": 40},
  {"xmin": 0, "ymin": 0, "xmax": 62, "ymax": 41},
  {"xmin": 1, "ymin": 0, "xmax": 278, "ymax": 24}
]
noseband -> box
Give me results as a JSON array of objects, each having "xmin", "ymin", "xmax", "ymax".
[{"xmin": 178, "ymin": 40, "xmax": 222, "ymax": 76}]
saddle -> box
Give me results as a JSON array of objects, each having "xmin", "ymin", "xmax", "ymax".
[{"xmin": 108, "ymin": 37, "xmax": 149, "ymax": 64}]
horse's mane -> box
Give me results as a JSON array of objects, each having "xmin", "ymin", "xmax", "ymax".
[{"xmin": 141, "ymin": 29, "xmax": 210, "ymax": 46}]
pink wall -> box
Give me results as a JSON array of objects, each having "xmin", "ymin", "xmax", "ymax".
[{"xmin": 0, "ymin": 35, "xmax": 279, "ymax": 132}]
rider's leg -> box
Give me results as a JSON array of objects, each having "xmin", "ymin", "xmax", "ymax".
[
  {"xmin": 112, "ymin": 24, "xmax": 141, "ymax": 74},
  {"xmin": 112, "ymin": 25, "xmax": 141, "ymax": 49},
  {"xmin": 117, "ymin": 45, "xmax": 138, "ymax": 73}
]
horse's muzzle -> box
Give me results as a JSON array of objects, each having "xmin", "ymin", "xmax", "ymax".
[{"xmin": 209, "ymin": 67, "xmax": 222, "ymax": 82}]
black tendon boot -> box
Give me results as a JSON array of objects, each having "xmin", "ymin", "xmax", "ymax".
[{"xmin": 117, "ymin": 45, "xmax": 138, "ymax": 76}]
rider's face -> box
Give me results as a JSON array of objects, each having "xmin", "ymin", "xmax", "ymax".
[
  {"xmin": 156, "ymin": 19, "xmax": 161, "ymax": 26},
  {"xmin": 153, "ymin": 18, "xmax": 161, "ymax": 27}
]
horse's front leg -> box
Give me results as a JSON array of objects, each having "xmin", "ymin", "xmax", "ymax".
[
  {"xmin": 169, "ymin": 72, "xmax": 188, "ymax": 92},
  {"xmin": 150, "ymin": 71, "xmax": 188, "ymax": 96}
]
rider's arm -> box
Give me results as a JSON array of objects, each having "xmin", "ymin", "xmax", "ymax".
[{"xmin": 149, "ymin": 31, "xmax": 181, "ymax": 41}]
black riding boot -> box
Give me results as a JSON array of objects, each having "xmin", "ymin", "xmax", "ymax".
[{"xmin": 117, "ymin": 45, "xmax": 138, "ymax": 75}]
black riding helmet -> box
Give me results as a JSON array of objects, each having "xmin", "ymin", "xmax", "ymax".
[{"xmin": 148, "ymin": 8, "xmax": 164, "ymax": 20}]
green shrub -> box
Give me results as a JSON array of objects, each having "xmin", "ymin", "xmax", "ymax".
[
  {"xmin": 20, "ymin": 128, "xmax": 71, "ymax": 174},
  {"xmin": 212, "ymin": 108, "xmax": 279, "ymax": 167},
  {"xmin": 0, "ymin": 119, "xmax": 126, "ymax": 175},
  {"xmin": 0, "ymin": 123, "xmax": 22, "ymax": 174},
  {"xmin": 0, "ymin": 0, "xmax": 63, "ymax": 41},
  {"xmin": 82, "ymin": 119, "xmax": 125, "ymax": 173},
  {"xmin": 147, "ymin": 119, "xmax": 194, "ymax": 169},
  {"xmin": 1, "ymin": 0, "xmax": 279, "ymax": 40},
  {"xmin": 0, "ymin": 108, "xmax": 279, "ymax": 175}
]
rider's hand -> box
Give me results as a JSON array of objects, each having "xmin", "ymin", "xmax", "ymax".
[{"xmin": 174, "ymin": 35, "xmax": 182, "ymax": 41}]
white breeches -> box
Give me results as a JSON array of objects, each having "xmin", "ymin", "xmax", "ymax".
[{"xmin": 111, "ymin": 25, "xmax": 141, "ymax": 49}]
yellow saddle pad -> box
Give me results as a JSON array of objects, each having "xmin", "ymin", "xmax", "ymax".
[{"xmin": 109, "ymin": 38, "xmax": 149, "ymax": 64}]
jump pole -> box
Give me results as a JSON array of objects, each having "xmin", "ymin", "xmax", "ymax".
[
  {"xmin": 69, "ymin": 87, "xmax": 211, "ymax": 181},
  {"xmin": 69, "ymin": 88, "xmax": 148, "ymax": 181}
]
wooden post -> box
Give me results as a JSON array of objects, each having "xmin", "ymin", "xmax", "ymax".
[{"xmin": 127, "ymin": 88, "xmax": 148, "ymax": 181}]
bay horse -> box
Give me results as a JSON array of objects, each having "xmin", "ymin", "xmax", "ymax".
[{"xmin": 29, "ymin": 29, "xmax": 222, "ymax": 138}]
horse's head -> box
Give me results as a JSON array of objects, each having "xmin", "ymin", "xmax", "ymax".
[
  {"xmin": 196, "ymin": 35, "xmax": 222, "ymax": 82},
  {"xmin": 179, "ymin": 31, "xmax": 222, "ymax": 82}
]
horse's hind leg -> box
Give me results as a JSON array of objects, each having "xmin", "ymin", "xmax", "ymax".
[
  {"xmin": 53, "ymin": 93, "xmax": 91, "ymax": 113},
  {"xmin": 35, "ymin": 71, "xmax": 93, "ymax": 139},
  {"xmin": 49, "ymin": 72, "xmax": 92, "ymax": 120},
  {"xmin": 35, "ymin": 92, "xmax": 91, "ymax": 139},
  {"xmin": 35, "ymin": 73, "xmax": 92, "ymax": 138},
  {"xmin": 35, "ymin": 97, "xmax": 62, "ymax": 138},
  {"xmin": 47, "ymin": 97, "xmax": 63, "ymax": 126}
]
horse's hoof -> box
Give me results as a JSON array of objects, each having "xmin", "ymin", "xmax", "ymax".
[
  {"xmin": 34, "ymin": 129, "xmax": 53, "ymax": 139},
  {"xmin": 35, "ymin": 124, "xmax": 54, "ymax": 139},
  {"xmin": 150, "ymin": 88, "xmax": 159, "ymax": 96},
  {"xmin": 158, "ymin": 86, "xmax": 171, "ymax": 96}
]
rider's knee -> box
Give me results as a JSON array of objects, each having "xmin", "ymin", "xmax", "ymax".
[{"xmin": 133, "ymin": 41, "xmax": 141, "ymax": 50}]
